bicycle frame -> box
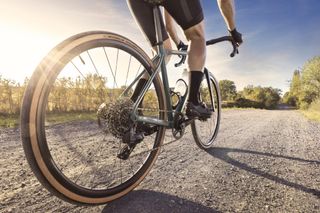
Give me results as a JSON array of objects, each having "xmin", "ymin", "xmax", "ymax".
[{"xmin": 124, "ymin": 6, "xmax": 188, "ymax": 128}]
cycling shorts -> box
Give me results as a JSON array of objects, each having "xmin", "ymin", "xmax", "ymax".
[{"xmin": 127, "ymin": 0, "xmax": 204, "ymax": 46}]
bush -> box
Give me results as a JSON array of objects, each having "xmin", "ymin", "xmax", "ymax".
[
  {"xmin": 301, "ymin": 99, "xmax": 320, "ymax": 122},
  {"xmin": 235, "ymin": 98, "xmax": 263, "ymax": 108},
  {"xmin": 309, "ymin": 99, "xmax": 320, "ymax": 111},
  {"xmin": 221, "ymin": 101, "xmax": 237, "ymax": 108}
]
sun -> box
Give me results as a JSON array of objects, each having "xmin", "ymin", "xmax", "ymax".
[{"xmin": 0, "ymin": 22, "xmax": 57, "ymax": 83}]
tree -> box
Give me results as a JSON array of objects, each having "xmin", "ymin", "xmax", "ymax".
[
  {"xmin": 0, "ymin": 76, "xmax": 15, "ymax": 114},
  {"xmin": 283, "ymin": 91, "xmax": 296, "ymax": 106},
  {"xmin": 237, "ymin": 85, "xmax": 281, "ymax": 109},
  {"xmin": 288, "ymin": 70, "xmax": 302, "ymax": 107},
  {"xmin": 219, "ymin": 80, "xmax": 237, "ymax": 101},
  {"xmin": 300, "ymin": 56, "xmax": 320, "ymax": 107}
]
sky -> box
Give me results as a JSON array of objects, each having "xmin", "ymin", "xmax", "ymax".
[{"xmin": 1, "ymin": 0, "xmax": 320, "ymax": 93}]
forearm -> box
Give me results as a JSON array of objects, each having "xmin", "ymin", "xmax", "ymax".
[
  {"xmin": 164, "ymin": 10, "xmax": 180, "ymax": 45},
  {"xmin": 217, "ymin": 0, "xmax": 236, "ymax": 31}
]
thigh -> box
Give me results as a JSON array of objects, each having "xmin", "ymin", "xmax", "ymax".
[
  {"xmin": 163, "ymin": 0, "xmax": 204, "ymax": 31},
  {"xmin": 127, "ymin": 0, "xmax": 169, "ymax": 46}
]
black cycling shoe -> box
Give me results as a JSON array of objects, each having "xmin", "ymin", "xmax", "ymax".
[{"xmin": 186, "ymin": 102, "xmax": 212, "ymax": 119}]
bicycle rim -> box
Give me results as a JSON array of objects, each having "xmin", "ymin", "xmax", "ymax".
[{"xmin": 191, "ymin": 71, "xmax": 221, "ymax": 149}]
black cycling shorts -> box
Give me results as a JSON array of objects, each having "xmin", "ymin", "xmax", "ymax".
[{"xmin": 127, "ymin": 0, "xmax": 204, "ymax": 46}]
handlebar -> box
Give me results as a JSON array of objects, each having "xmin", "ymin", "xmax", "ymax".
[
  {"xmin": 174, "ymin": 36, "xmax": 239, "ymax": 67},
  {"xmin": 206, "ymin": 36, "xmax": 239, "ymax": 57}
]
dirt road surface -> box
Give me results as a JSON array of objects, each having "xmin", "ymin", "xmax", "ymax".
[{"xmin": 1, "ymin": 109, "xmax": 319, "ymax": 212}]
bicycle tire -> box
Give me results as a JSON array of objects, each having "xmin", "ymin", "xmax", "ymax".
[
  {"xmin": 191, "ymin": 70, "xmax": 221, "ymax": 149},
  {"xmin": 20, "ymin": 31, "xmax": 166, "ymax": 204}
]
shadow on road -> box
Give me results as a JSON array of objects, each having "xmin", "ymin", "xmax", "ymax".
[
  {"xmin": 102, "ymin": 189, "xmax": 218, "ymax": 213},
  {"xmin": 207, "ymin": 147, "xmax": 320, "ymax": 198}
]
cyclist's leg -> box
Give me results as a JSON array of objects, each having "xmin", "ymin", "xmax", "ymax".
[
  {"xmin": 164, "ymin": 0, "xmax": 210, "ymax": 117},
  {"xmin": 184, "ymin": 22, "xmax": 206, "ymax": 72},
  {"xmin": 163, "ymin": 0, "xmax": 206, "ymax": 71},
  {"xmin": 127, "ymin": 0, "xmax": 172, "ymax": 102}
]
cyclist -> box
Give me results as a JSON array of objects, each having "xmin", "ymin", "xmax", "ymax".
[{"xmin": 127, "ymin": 0, "xmax": 242, "ymax": 118}]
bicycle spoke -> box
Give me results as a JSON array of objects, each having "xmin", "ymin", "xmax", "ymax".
[
  {"xmin": 70, "ymin": 60, "xmax": 97, "ymax": 90},
  {"xmin": 135, "ymin": 64, "xmax": 142, "ymax": 79},
  {"xmin": 125, "ymin": 55, "xmax": 132, "ymax": 87},
  {"xmin": 71, "ymin": 61, "xmax": 86, "ymax": 79},
  {"xmin": 103, "ymin": 47, "xmax": 118, "ymax": 88},
  {"xmin": 127, "ymin": 158, "xmax": 136, "ymax": 177},
  {"xmin": 74, "ymin": 141, "xmax": 103, "ymax": 185},
  {"xmin": 142, "ymin": 139, "xmax": 150, "ymax": 151},
  {"xmin": 114, "ymin": 49, "xmax": 119, "ymax": 89},
  {"xmin": 88, "ymin": 140, "xmax": 108, "ymax": 189},
  {"xmin": 87, "ymin": 50, "xmax": 100, "ymax": 76},
  {"xmin": 118, "ymin": 141, "xmax": 123, "ymax": 184}
]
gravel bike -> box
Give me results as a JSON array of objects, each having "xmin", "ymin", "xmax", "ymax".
[{"xmin": 21, "ymin": 4, "xmax": 238, "ymax": 205}]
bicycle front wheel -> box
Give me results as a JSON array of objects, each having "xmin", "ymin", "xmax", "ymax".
[
  {"xmin": 20, "ymin": 31, "xmax": 166, "ymax": 204},
  {"xmin": 191, "ymin": 69, "xmax": 221, "ymax": 149}
]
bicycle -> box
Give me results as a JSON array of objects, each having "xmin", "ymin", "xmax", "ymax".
[{"xmin": 20, "ymin": 4, "xmax": 238, "ymax": 205}]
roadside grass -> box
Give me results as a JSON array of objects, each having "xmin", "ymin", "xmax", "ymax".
[
  {"xmin": 0, "ymin": 112, "xmax": 97, "ymax": 128},
  {"xmin": 301, "ymin": 110, "xmax": 320, "ymax": 122},
  {"xmin": 45, "ymin": 112, "xmax": 97, "ymax": 125},
  {"xmin": 301, "ymin": 100, "xmax": 320, "ymax": 122},
  {"xmin": 0, "ymin": 114, "xmax": 20, "ymax": 128}
]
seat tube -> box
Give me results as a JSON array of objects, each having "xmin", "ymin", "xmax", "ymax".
[{"xmin": 153, "ymin": 6, "xmax": 173, "ymax": 125}]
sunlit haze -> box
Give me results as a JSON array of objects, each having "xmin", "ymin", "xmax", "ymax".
[{"xmin": 1, "ymin": 0, "xmax": 320, "ymax": 93}]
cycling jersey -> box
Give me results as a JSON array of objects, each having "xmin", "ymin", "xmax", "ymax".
[{"xmin": 127, "ymin": 0, "xmax": 204, "ymax": 46}]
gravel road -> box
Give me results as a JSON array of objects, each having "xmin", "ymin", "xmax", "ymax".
[{"xmin": 0, "ymin": 109, "xmax": 319, "ymax": 213}]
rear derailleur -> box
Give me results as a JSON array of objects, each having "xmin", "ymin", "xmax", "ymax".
[{"xmin": 117, "ymin": 124, "xmax": 158, "ymax": 160}]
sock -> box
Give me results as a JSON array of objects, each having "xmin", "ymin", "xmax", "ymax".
[{"xmin": 188, "ymin": 71, "xmax": 204, "ymax": 105}]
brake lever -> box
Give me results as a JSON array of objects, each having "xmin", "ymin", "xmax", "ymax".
[
  {"xmin": 230, "ymin": 40, "xmax": 239, "ymax": 58},
  {"xmin": 175, "ymin": 55, "xmax": 187, "ymax": 67}
]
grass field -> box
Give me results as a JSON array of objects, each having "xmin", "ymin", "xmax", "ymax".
[{"xmin": 0, "ymin": 112, "xmax": 97, "ymax": 128}]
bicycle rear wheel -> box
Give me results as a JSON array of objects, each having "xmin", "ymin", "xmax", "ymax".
[
  {"xmin": 20, "ymin": 31, "xmax": 166, "ymax": 204},
  {"xmin": 191, "ymin": 69, "xmax": 221, "ymax": 149}
]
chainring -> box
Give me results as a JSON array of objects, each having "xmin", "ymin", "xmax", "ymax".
[{"xmin": 172, "ymin": 112, "xmax": 186, "ymax": 140}]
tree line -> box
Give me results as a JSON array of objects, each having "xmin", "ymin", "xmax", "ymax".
[
  {"xmin": 283, "ymin": 56, "xmax": 320, "ymax": 109},
  {"xmin": 3, "ymin": 55, "xmax": 319, "ymax": 116},
  {"xmin": 219, "ymin": 80, "xmax": 281, "ymax": 109},
  {"xmin": 0, "ymin": 76, "xmax": 28, "ymax": 115},
  {"xmin": 1, "ymin": 74, "xmax": 283, "ymax": 116},
  {"xmin": 0, "ymin": 74, "xmax": 118, "ymax": 115}
]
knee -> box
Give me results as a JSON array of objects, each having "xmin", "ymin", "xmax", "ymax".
[{"xmin": 184, "ymin": 22, "xmax": 205, "ymax": 42}]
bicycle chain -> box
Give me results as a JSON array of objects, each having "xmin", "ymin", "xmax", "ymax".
[
  {"xmin": 129, "ymin": 136, "xmax": 179, "ymax": 158},
  {"xmin": 136, "ymin": 107, "xmax": 174, "ymax": 113}
]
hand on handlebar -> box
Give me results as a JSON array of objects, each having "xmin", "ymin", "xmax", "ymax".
[
  {"xmin": 175, "ymin": 41, "xmax": 188, "ymax": 67},
  {"xmin": 229, "ymin": 28, "xmax": 243, "ymax": 46},
  {"xmin": 174, "ymin": 35, "xmax": 240, "ymax": 67},
  {"xmin": 177, "ymin": 41, "xmax": 188, "ymax": 52}
]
